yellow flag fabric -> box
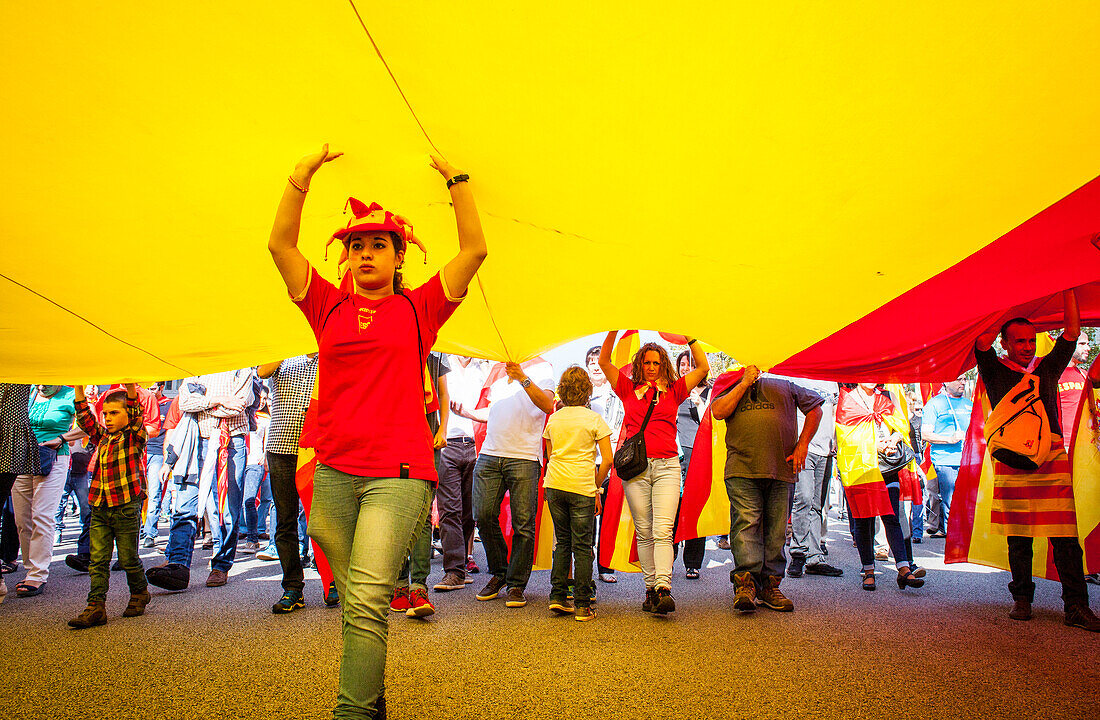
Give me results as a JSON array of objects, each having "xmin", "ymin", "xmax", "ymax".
[{"xmin": 4, "ymin": 4, "xmax": 1100, "ymax": 382}]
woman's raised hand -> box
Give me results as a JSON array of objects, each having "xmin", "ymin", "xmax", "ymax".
[
  {"xmin": 295, "ymin": 144, "xmax": 344, "ymax": 179},
  {"xmin": 429, "ymin": 154, "xmax": 459, "ymax": 182}
]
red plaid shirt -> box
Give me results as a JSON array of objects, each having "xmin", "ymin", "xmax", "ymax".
[{"xmin": 75, "ymin": 396, "xmax": 147, "ymax": 507}]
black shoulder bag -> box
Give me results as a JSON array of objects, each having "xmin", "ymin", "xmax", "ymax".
[{"xmin": 613, "ymin": 389, "xmax": 658, "ymax": 481}]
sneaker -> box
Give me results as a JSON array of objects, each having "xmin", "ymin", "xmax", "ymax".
[
  {"xmin": 145, "ymin": 562, "xmax": 190, "ymax": 591},
  {"xmin": 574, "ymin": 606, "xmax": 595, "ymax": 622},
  {"xmin": 390, "ymin": 586, "xmax": 412, "ymax": 613},
  {"xmin": 1064, "ymin": 603, "xmax": 1100, "ymax": 632},
  {"xmin": 804, "ymin": 562, "xmax": 844, "ymax": 577},
  {"xmin": 68, "ymin": 601, "xmax": 107, "ymax": 629},
  {"xmin": 874, "ymin": 545, "xmax": 889, "ymax": 561},
  {"xmin": 465, "ymin": 557, "xmax": 481, "ymax": 575},
  {"xmin": 206, "ymin": 569, "xmax": 228, "ymax": 587},
  {"xmin": 65, "ymin": 554, "xmax": 90, "ymax": 574},
  {"xmin": 912, "ymin": 536, "xmax": 923, "ymax": 544},
  {"xmin": 505, "ymin": 587, "xmax": 527, "ymax": 608},
  {"xmin": 142, "ymin": 536, "xmax": 157, "ymax": 549},
  {"xmin": 716, "ymin": 536, "xmax": 731, "ymax": 551},
  {"xmin": 258, "ymin": 532, "xmax": 270, "ymax": 541},
  {"xmin": 272, "ymin": 590, "xmax": 305, "ymax": 614},
  {"xmin": 201, "ymin": 533, "xmax": 213, "ymax": 550},
  {"xmin": 1086, "ymin": 574, "xmax": 1100, "ymax": 586},
  {"xmin": 787, "ymin": 555, "xmax": 805, "ymax": 578},
  {"xmin": 239, "ymin": 541, "xmax": 261, "ymax": 554},
  {"xmin": 642, "ymin": 588, "xmax": 659, "ymax": 613},
  {"xmin": 820, "ymin": 541, "xmax": 829, "ymax": 556},
  {"xmin": 549, "ymin": 597, "xmax": 575, "ymax": 615},
  {"xmin": 434, "ymin": 572, "xmax": 466, "ymax": 592},
  {"xmin": 256, "ymin": 546, "xmax": 279, "ymax": 561},
  {"xmin": 122, "ymin": 590, "xmax": 151, "ymax": 617},
  {"xmin": 732, "ymin": 571, "xmax": 756, "ymax": 613},
  {"xmin": 406, "ymin": 588, "xmax": 436, "ymax": 618},
  {"xmin": 111, "ymin": 559, "xmax": 124, "ymax": 572},
  {"xmin": 324, "ymin": 581, "xmax": 340, "ymax": 608},
  {"xmin": 757, "ymin": 575, "xmax": 794, "ymax": 612},
  {"xmin": 653, "ymin": 587, "xmax": 676, "ymax": 615},
  {"xmin": 476, "ymin": 576, "xmax": 506, "ymax": 601}
]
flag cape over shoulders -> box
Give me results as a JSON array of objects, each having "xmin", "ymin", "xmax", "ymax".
[
  {"xmin": 834, "ymin": 387, "xmax": 911, "ymax": 518},
  {"xmin": 945, "ymin": 380, "xmax": 1100, "ymax": 576},
  {"xmin": 674, "ymin": 370, "xmax": 744, "ymax": 543}
]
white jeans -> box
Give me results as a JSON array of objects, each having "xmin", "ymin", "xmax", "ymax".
[
  {"xmin": 13, "ymin": 454, "xmax": 71, "ymax": 584},
  {"xmin": 621, "ymin": 457, "xmax": 681, "ymax": 590}
]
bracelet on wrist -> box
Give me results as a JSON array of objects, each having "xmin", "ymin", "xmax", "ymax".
[
  {"xmin": 687, "ymin": 338, "xmax": 697, "ymax": 347},
  {"xmin": 288, "ymin": 175, "xmax": 309, "ymax": 193},
  {"xmin": 446, "ymin": 173, "xmax": 470, "ymax": 189}
]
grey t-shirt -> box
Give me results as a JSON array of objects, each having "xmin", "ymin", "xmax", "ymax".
[{"xmin": 721, "ymin": 376, "xmax": 825, "ymax": 482}]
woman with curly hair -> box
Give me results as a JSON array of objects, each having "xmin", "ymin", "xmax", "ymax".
[
  {"xmin": 598, "ymin": 332, "xmax": 709, "ymax": 614},
  {"xmin": 268, "ymin": 144, "xmax": 486, "ymax": 718},
  {"xmin": 542, "ymin": 366, "xmax": 613, "ymax": 621}
]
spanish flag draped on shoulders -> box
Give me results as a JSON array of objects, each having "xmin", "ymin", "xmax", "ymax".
[{"xmin": 835, "ymin": 386, "xmax": 915, "ymax": 518}]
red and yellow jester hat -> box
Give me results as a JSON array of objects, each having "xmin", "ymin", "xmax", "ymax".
[{"xmin": 325, "ymin": 197, "xmax": 427, "ymax": 288}]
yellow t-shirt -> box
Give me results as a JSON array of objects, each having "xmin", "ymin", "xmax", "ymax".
[{"xmin": 543, "ymin": 406, "xmax": 612, "ymax": 497}]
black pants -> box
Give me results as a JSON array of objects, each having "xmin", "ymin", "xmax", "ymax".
[
  {"xmin": 1007, "ymin": 535, "xmax": 1089, "ymax": 607},
  {"xmin": 1, "ymin": 474, "xmax": 18, "ymax": 565},
  {"xmin": 852, "ymin": 482, "xmax": 912, "ymax": 568},
  {"xmin": 267, "ymin": 452, "xmax": 304, "ymax": 593},
  {"xmin": 596, "ymin": 475, "xmax": 614, "ymax": 574}
]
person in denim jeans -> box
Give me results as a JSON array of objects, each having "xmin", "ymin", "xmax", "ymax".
[
  {"xmin": 469, "ymin": 361, "xmax": 556, "ymax": 608},
  {"xmin": 269, "ymin": 146, "xmax": 485, "ymax": 718},
  {"xmin": 599, "ymin": 332, "xmax": 710, "ymax": 615},
  {"xmin": 710, "ymin": 367, "xmax": 823, "ymax": 614}
]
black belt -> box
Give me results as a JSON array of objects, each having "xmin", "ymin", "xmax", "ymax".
[{"xmin": 449, "ymin": 436, "xmax": 475, "ymax": 444}]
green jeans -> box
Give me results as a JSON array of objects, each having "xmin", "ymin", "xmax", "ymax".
[
  {"xmin": 88, "ymin": 497, "xmax": 147, "ymax": 603},
  {"xmin": 309, "ymin": 463, "xmax": 431, "ymax": 719}
]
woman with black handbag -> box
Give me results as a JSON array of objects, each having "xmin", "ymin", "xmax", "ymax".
[
  {"xmin": 598, "ymin": 332, "xmax": 709, "ymax": 614},
  {"xmin": 835, "ymin": 383, "xmax": 926, "ymax": 591}
]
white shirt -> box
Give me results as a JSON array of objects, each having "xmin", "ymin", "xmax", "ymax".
[
  {"xmin": 480, "ymin": 369, "xmax": 556, "ymax": 462},
  {"xmin": 446, "ymin": 357, "xmax": 488, "ymax": 439}
]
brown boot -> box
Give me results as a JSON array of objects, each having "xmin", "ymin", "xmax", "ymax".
[
  {"xmin": 122, "ymin": 590, "xmax": 151, "ymax": 617},
  {"xmin": 1009, "ymin": 599, "xmax": 1032, "ymax": 621},
  {"xmin": 757, "ymin": 575, "xmax": 794, "ymax": 612},
  {"xmin": 68, "ymin": 601, "xmax": 107, "ymax": 629},
  {"xmin": 1064, "ymin": 603, "xmax": 1100, "ymax": 632},
  {"xmin": 732, "ymin": 571, "xmax": 757, "ymax": 613}
]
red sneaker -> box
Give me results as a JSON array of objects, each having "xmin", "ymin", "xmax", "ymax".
[
  {"xmin": 406, "ymin": 588, "xmax": 436, "ymax": 618},
  {"xmin": 389, "ymin": 585, "xmax": 411, "ymax": 613}
]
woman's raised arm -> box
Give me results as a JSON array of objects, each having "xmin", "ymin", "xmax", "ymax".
[
  {"xmin": 268, "ymin": 144, "xmax": 343, "ymax": 297},
  {"xmin": 433, "ymin": 155, "xmax": 487, "ymax": 300},
  {"xmin": 598, "ymin": 331, "xmax": 622, "ymax": 389}
]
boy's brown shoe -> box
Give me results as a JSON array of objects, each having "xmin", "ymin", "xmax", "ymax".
[
  {"xmin": 122, "ymin": 590, "xmax": 151, "ymax": 617},
  {"xmin": 68, "ymin": 601, "xmax": 107, "ymax": 629},
  {"xmin": 757, "ymin": 575, "xmax": 794, "ymax": 612},
  {"xmin": 1064, "ymin": 603, "xmax": 1100, "ymax": 632}
]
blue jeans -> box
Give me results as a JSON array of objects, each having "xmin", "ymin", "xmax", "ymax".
[
  {"xmin": 936, "ymin": 464, "xmax": 959, "ymax": 526},
  {"xmin": 141, "ymin": 450, "xmax": 167, "ymax": 540},
  {"xmin": 165, "ymin": 435, "xmax": 246, "ymax": 570},
  {"xmin": 242, "ymin": 464, "xmax": 272, "ymax": 542},
  {"xmin": 724, "ymin": 475, "xmax": 794, "ymax": 583},
  {"xmin": 545, "ymin": 487, "xmax": 596, "ymax": 607},
  {"xmin": 308, "ymin": 463, "xmax": 431, "ymax": 719},
  {"xmin": 56, "ymin": 468, "xmax": 90, "ymax": 553},
  {"xmin": 473, "ymin": 454, "xmax": 541, "ymax": 589}
]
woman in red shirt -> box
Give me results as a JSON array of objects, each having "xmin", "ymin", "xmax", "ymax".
[
  {"xmin": 599, "ymin": 332, "xmax": 709, "ymax": 614},
  {"xmin": 268, "ymin": 145, "xmax": 486, "ymax": 718}
]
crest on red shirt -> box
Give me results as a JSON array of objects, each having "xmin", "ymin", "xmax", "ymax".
[{"xmin": 357, "ymin": 307, "xmax": 376, "ymax": 333}]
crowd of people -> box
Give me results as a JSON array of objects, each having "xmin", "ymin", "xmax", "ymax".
[{"xmin": 2, "ymin": 148, "xmax": 1098, "ymax": 720}]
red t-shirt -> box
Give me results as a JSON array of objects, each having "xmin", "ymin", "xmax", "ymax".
[
  {"xmin": 613, "ymin": 373, "xmax": 689, "ymax": 459},
  {"xmin": 294, "ymin": 267, "xmax": 462, "ymax": 482},
  {"xmin": 1058, "ymin": 364, "xmax": 1088, "ymax": 442}
]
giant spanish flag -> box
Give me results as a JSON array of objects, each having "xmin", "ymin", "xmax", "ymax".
[
  {"xmin": 6, "ymin": 4, "xmax": 1100, "ymax": 383},
  {"xmin": 945, "ymin": 380, "xmax": 1100, "ymax": 577}
]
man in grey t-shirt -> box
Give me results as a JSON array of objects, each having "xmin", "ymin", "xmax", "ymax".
[{"xmin": 710, "ymin": 367, "xmax": 823, "ymax": 614}]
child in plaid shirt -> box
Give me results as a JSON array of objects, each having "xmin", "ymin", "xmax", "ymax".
[{"xmin": 68, "ymin": 384, "xmax": 150, "ymax": 629}]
